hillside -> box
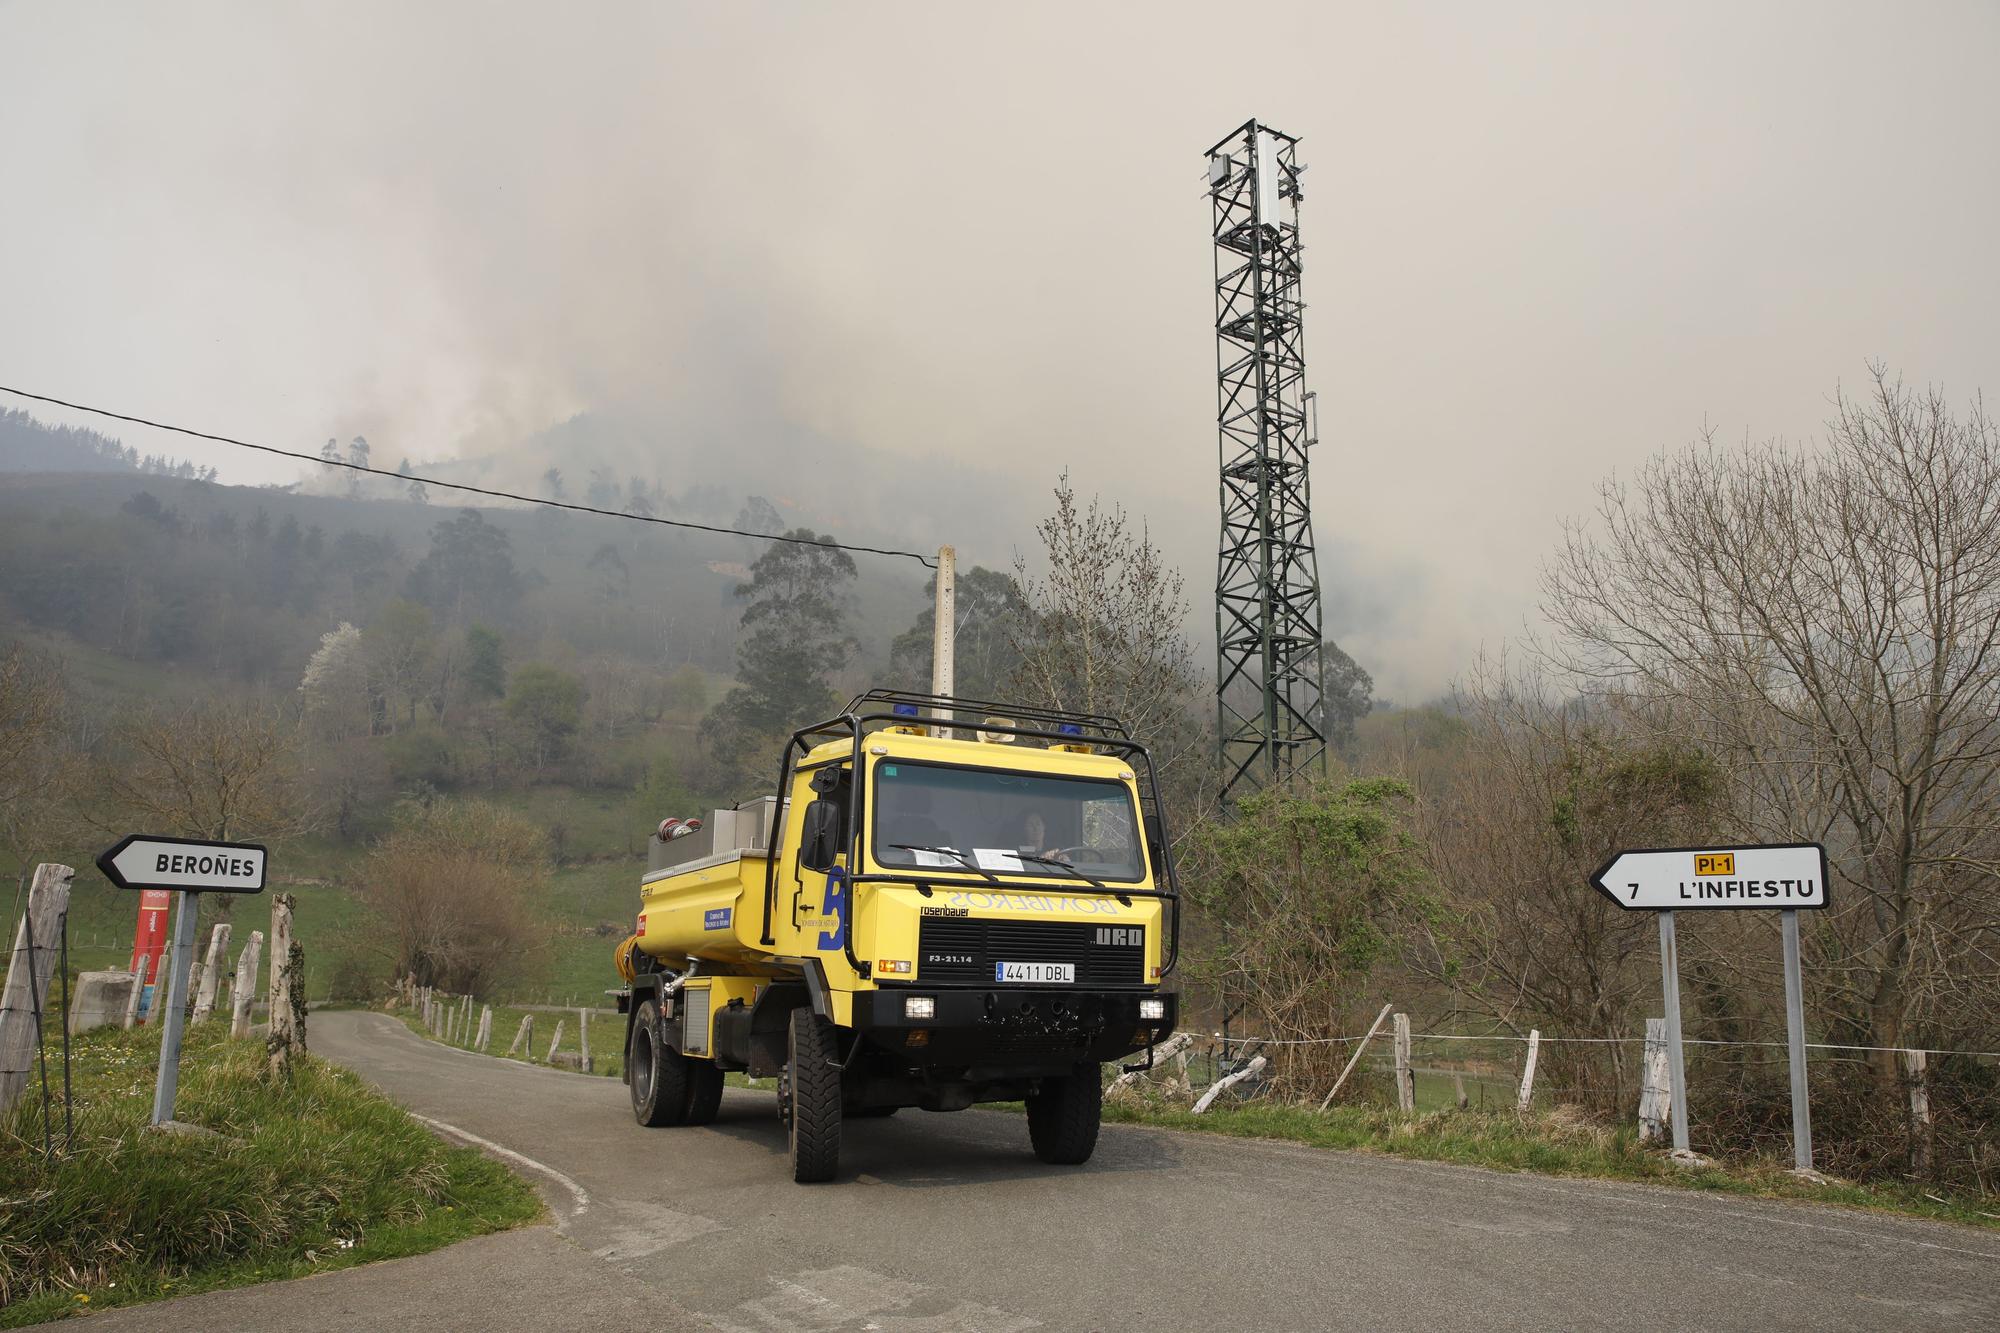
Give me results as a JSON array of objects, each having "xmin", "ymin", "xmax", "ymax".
[{"xmin": 0, "ymin": 430, "xmax": 938, "ymax": 1005}]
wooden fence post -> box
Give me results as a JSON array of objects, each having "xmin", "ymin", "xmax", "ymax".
[
  {"xmin": 1639, "ymin": 1017, "xmax": 1670, "ymax": 1143},
  {"xmin": 266, "ymin": 893, "xmax": 303, "ymax": 1077},
  {"xmin": 507, "ymin": 1014, "xmax": 532, "ymax": 1058},
  {"xmin": 1517, "ymin": 1028, "xmax": 1541, "ymax": 1113},
  {"xmin": 0, "ymin": 864, "xmax": 73, "ymax": 1114},
  {"xmin": 192, "ymin": 922, "xmax": 232, "ymax": 1023},
  {"xmin": 476, "ymin": 1005, "xmax": 492, "ymax": 1052},
  {"xmin": 1392, "ymin": 1012, "xmax": 1415, "ymax": 1112},
  {"xmin": 124, "ymin": 952, "xmax": 151, "ymax": 1030},
  {"xmin": 578, "ymin": 1007, "xmax": 591, "ymax": 1072},
  {"xmin": 1318, "ymin": 1002, "xmax": 1394, "ymax": 1112},
  {"xmin": 545, "ymin": 1018, "xmax": 565, "ymax": 1063},
  {"xmin": 1903, "ymin": 1048, "xmax": 1933, "ymax": 1176},
  {"xmin": 230, "ymin": 931, "xmax": 264, "ymax": 1038},
  {"xmin": 1452, "ymin": 1071, "xmax": 1468, "ymax": 1110}
]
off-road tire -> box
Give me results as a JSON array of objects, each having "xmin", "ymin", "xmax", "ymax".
[
  {"xmin": 787, "ymin": 1008, "xmax": 842, "ymax": 1183},
  {"xmin": 1026, "ymin": 1061, "xmax": 1102, "ymax": 1165},
  {"xmin": 685, "ymin": 1058, "xmax": 725, "ymax": 1125},
  {"xmin": 630, "ymin": 999, "xmax": 692, "ymax": 1127}
]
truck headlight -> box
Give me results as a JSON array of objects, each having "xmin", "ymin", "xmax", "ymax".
[
  {"xmin": 904, "ymin": 995, "xmax": 936, "ymax": 1020},
  {"xmin": 1140, "ymin": 998, "xmax": 1165, "ymax": 1021}
]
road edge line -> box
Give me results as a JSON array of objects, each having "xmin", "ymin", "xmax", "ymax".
[{"xmin": 411, "ymin": 1112, "xmax": 592, "ymax": 1228}]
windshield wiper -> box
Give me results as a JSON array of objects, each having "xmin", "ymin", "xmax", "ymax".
[
  {"xmin": 1013, "ymin": 852, "xmax": 1107, "ymax": 889},
  {"xmin": 889, "ymin": 844, "xmax": 1000, "ymax": 885}
]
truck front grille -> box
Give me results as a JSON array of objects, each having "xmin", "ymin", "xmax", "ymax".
[{"xmin": 916, "ymin": 918, "xmax": 1144, "ymax": 987}]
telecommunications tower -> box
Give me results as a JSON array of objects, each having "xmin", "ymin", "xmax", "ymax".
[{"xmin": 1206, "ymin": 120, "xmax": 1327, "ymax": 801}]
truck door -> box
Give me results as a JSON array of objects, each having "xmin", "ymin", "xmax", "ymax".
[{"xmin": 794, "ymin": 763, "xmax": 854, "ymax": 958}]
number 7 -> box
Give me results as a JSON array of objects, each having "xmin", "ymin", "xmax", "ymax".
[{"xmin": 1628, "ymin": 882, "xmax": 1640, "ymax": 901}]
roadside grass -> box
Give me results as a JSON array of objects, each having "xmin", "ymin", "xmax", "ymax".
[
  {"xmin": 0, "ymin": 1021, "xmax": 543, "ymax": 1327},
  {"xmin": 1100, "ymin": 1094, "xmax": 2000, "ymax": 1231}
]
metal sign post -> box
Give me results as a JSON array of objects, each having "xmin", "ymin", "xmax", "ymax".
[
  {"xmin": 1780, "ymin": 908, "xmax": 1813, "ymax": 1171},
  {"xmin": 150, "ymin": 891, "xmax": 201, "ymax": 1125},
  {"xmin": 1657, "ymin": 909, "xmax": 1690, "ymax": 1153},
  {"xmin": 96, "ymin": 834, "xmax": 269, "ymax": 1128},
  {"xmin": 1592, "ymin": 842, "xmax": 1829, "ymax": 1167}
]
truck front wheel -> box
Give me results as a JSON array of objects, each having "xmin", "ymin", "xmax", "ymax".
[
  {"xmin": 630, "ymin": 999, "xmax": 691, "ymax": 1127},
  {"xmin": 1026, "ymin": 1061, "xmax": 1102, "ymax": 1165},
  {"xmin": 787, "ymin": 1008, "xmax": 842, "ymax": 1183}
]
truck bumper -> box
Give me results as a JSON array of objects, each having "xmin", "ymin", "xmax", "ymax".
[{"xmin": 849, "ymin": 988, "xmax": 1176, "ymax": 1068}]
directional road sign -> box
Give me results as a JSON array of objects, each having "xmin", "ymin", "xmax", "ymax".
[
  {"xmin": 96, "ymin": 834, "xmax": 268, "ymax": 894},
  {"xmin": 1590, "ymin": 843, "xmax": 1829, "ymax": 912}
]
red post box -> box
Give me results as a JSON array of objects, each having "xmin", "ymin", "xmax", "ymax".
[{"xmin": 131, "ymin": 888, "xmax": 171, "ymax": 983}]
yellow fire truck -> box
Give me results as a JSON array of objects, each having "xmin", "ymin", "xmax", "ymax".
[{"xmin": 613, "ymin": 691, "xmax": 1180, "ymax": 1182}]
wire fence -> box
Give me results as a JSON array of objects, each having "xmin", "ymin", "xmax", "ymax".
[{"xmin": 1113, "ymin": 1017, "xmax": 2000, "ymax": 1195}]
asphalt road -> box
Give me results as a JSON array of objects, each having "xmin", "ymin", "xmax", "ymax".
[{"xmin": 281, "ymin": 1012, "xmax": 1997, "ymax": 1330}]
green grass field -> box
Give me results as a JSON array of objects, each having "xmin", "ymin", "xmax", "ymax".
[{"xmin": 0, "ymin": 1022, "xmax": 543, "ymax": 1326}]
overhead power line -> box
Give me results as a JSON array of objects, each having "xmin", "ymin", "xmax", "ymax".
[{"xmin": 0, "ymin": 383, "xmax": 936, "ymax": 568}]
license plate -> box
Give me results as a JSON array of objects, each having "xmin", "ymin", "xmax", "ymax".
[{"xmin": 995, "ymin": 961, "xmax": 1074, "ymax": 984}]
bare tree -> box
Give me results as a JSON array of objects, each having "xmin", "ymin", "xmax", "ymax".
[
  {"xmin": 0, "ymin": 645, "xmax": 75, "ymax": 873},
  {"xmin": 1404, "ymin": 665, "xmax": 1726, "ymax": 1108},
  {"xmin": 362, "ymin": 798, "xmax": 546, "ymax": 994},
  {"xmin": 100, "ymin": 701, "xmax": 316, "ymax": 846},
  {"xmin": 1009, "ymin": 473, "xmax": 1203, "ymax": 783},
  {"xmin": 1542, "ymin": 368, "xmax": 2000, "ymax": 1085}
]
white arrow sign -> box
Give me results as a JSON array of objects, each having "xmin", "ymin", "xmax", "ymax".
[
  {"xmin": 1590, "ymin": 843, "xmax": 1829, "ymax": 911},
  {"xmin": 97, "ymin": 834, "xmax": 268, "ymax": 894}
]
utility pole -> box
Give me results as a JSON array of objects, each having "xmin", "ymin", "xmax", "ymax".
[{"xmin": 930, "ymin": 545, "xmax": 956, "ymax": 737}]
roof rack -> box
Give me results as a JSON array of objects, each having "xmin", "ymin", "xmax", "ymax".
[{"xmin": 844, "ymin": 689, "xmax": 1131, "ymax": 742}]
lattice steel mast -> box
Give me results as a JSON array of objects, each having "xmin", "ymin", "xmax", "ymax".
[{"xmin": 1207, "ymin": 120, "xmax": 1327, "ymax": 801}]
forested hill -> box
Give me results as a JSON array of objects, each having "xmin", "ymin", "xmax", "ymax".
[
  {"xmin": 1, "ymin": 407, "xmax": 214, "ymax": 478},
  {"xmin": 0, "ymin": 466, "xmax": 926, "ymax": 701}
]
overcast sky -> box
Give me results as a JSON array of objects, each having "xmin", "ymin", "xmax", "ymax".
[{"xmin": 4, "ymin": 2, "xmax": 1997, "ymax": 700}]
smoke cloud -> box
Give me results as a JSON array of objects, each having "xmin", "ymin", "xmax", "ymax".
[{"xmin": 5, "ymin": 3, "xmax": 1998, "ymax": 698}]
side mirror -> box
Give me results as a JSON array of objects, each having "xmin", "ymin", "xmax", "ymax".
[
  {"xmin": 799, "ymin": 797, "xmax": 842, "ymax": 874},
  {"xmin": 1143, "ymin": 811, "xmax": 1166, "ymax": 878}
]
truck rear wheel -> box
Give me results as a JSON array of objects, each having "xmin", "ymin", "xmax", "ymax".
[
  {"xmin": 787, "ymin": 1008, "xmax": 842, "ymax": 1183},
  {"xmin": 630, "ymin": 999, "xmax": 691, "ymax": 1127},
  {"xmin": 1026, "ymin": 1061, "xmax": 1102, "ymax": 1165}
]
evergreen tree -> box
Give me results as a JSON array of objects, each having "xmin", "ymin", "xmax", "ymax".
[
  {"xmin": 888, "ymin": 565, "xmax": 1026, "ymax": 701},
  {"xmin": 407, "ymin": 510, "xmax": 522, "ymax": 625},
  {"xmin": 464, "ymin": 625, "xmax": 507, "ymax": 700},
  {"xmin": 701, "ymin": 530, "xmax": 858, "ymax": 772}
]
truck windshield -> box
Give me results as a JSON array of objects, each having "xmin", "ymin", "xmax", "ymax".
[{"xmin": 872, "ymin": 760, "xmax": 1145, "ymax": 884}]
